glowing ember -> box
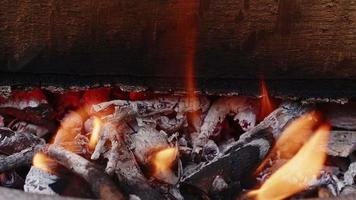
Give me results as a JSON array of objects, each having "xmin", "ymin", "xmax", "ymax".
[
  {"xmin": 249, "ymin": 124, "xmax": 330, "ymax": 200},
  {"xmin": 33, "ymin": 152, "xmax": 55, "ymax": 173},
  {"xmin": 89, "ymin": 116, "xmax": 102, "ymax": 149},
  {"xmin": 259, "ymin": 80, "xmax": 275, "ymax": 120},
  {"xmin": 151, "ymin": 147, "xmax": 178, "ymax": 182}
]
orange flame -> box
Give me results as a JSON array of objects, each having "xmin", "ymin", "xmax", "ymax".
[
  {"xmin": 33, "ymin": 152, "xmax": 55, "ymax": 173},
  {"xmin": 249, "ymin": 123, "xmax": 330, "ymax": 200},
  {"xmin": 179, "ymin": 0, "xmax": 199, "ymax": 109},
  {"xmin": 257, "ymin": 112, "xmax": 322, "ymax": 173},
  {"xmin": 151, "ymin": 147, "xmax": 178, "ymax": 182},
  {"xmin": 259, "ymin": 80, "xmax": 275, "ymax": 120},
  {"xmin": 88, "ymin": 116, "xmax": 102, "ymax": 150},
  {"xmin": 52, "ymin": 110, "xmax": 86, "ymax": 153}
]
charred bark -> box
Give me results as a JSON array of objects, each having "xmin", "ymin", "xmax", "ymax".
[{"xmin": 45, "ymin": 145, "xmax": 125, "ymax": 200}]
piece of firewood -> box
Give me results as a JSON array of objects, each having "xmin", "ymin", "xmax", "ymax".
[
  {"xmin": 0, "ymin": 155, "xmax": 24, "ymax": 189},
  {"xmin": 193, "ymin": 96, "xmax": 257, "ymax": 157},
  {"xmin": 321, "ymin": 103, "xmax": 356, "ymax": 130},
  {"xmin": 91, "ymin": 122, "xmax": 164, "ymax": 200},
  {"xmin": 0, "ymin": 104, "xmax": 56, "ymax": 130},
  {"xmin": 92, "ymin": 96, "xmax": 210, "ymax": 123},
  {"xmin": 157, "ymin": 115, "xmax": 186, "ymax": 133},
  {"xmin": 0, "ymin": 127, "xmax": 45, "ymax": 155},
  {"xmin": 183, "ymin": 102, "xmax": 310, "ymax": 193},
  {"xmin": 45, "ymin": 145, "xmax": 124, "ymax": 200},
  {"xmin": 130, "ymin": 124, "xmax": 169, "ymax": 165},
  {"xmin": 0, "ymin": 144, "xmax": 43, "ymax": 173},
  {"xmin": 327, "ymin": 131, "xmax": 356, "ymax": 157},
  {"xmin": 8, "ymin": 120, "xmax": 49, "ymax": 137}
]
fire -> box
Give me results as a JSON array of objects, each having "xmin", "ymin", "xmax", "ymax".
[
  {"xmin": 151, "ymin": 147, "xmax": 178, "ymax": 182},
  {"xmin": 249, "ymin": 122, "xmax": 330, "ymax": 200},
  {"xmin": 273, "ymin": 112, "xmax": 321, "ymax": 159},
  {"xmin": 88, "ymin": 116, "xmax": 102, "ymax": 149},
  {"xmin": 33, "ymin": 152, "xmax": 55, "ymax": 173},
  {"xmin": 259, "ymin": 80, "xmax": 275, "ymax": 120}
]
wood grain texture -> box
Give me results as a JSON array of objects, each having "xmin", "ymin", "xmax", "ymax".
[{"xmin": 0, "ymin": 0, "xmax": 356, "ymax": 79}]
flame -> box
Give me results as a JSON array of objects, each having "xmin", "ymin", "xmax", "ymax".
[
  {"xmin": 249, "ymin": 124, "xmax": 330, "ymax": 200},
  {"xmin": 178, "ymin": 0, "xmax": 199, "ymax": 109},
  {"xmin": 259, "ymin": 80, "xmax": 275, "ymax": 120},
  {"xmin": 33, "ymin": 152, "xmax": 55, "ymax": 173},
  {"xmin": 52, "ymin": 110, "xmax": 86, "ymax": 153},
  {"xmin": 257, "ymin": 112, "xmax": 321, "ymax": 173},
  {"xmin": 151, "ymin": 147, "xmax": 178, "ymax": 180},
  {"xmin": 88, "ymin": 116, "xmax": 102, "ymax": 149}
]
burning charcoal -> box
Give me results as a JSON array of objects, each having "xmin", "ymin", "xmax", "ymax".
[
  {"xmin": 193, "ymin": 96, "xmax": 257, "ymax": 157},
  {"xmin": 0, "ymin": 144, "xmax": 44, "ymax": 173},
  {"xmin": 90, "ymin": 123, "xmax": 164, "ymax": 200},
  {"xmin": 322, "ymin": 103, "xmax": 356, "ymax": 130},
  {"xmin": 318, "ymin": 187, "xmax": 333, "ymax": 198},
  {"xmin": 0, "ymin": 171, "xmax": 24, "ymax": 189},
  {"xmin": 327, "ymin": 130, "xmax": 356, "ymax": 157},
  {"xmin": 0, "ymin": 127, "xmax": 45, "ymax": 155},
  {"xmin": 234, "ymin": 107, "xmax": 257, "ymax": 131},
  {"xmin": 202, "ymin": 140, "xmax": 219, "ymax": 161},
  {"xmin": 0, "ymin": 155, "xmax": 24, "ymax": 189},
  {"xmin": 157, "ymin": 115, "xmax": 186, "ymax": 134},
  {"xmin": 130, "ymin": 124, "xmax": 169, "ymax": 165},
  {"xmin": 210, "ymin": 175, "xmax": 228, "ymax": 193},
  {"xmin": 54, "ymin": 91, "xmax": 82, "ymax": 119},
  {"xmin": 182, "ymin": 138, "xmax": 270, "ymax": 194},
  {"xmin": 0, "ymin": 88, "xmax": 47, "ymax": 110},
  {"xmin": 341, "ymin": 185, "xmax": 356, "ymax": 195},
  {"xmin": 183, "ymin": 103, "xmax": 309, "ymax": 193},
  {"xmin": 344, "ymin": 162, "xmax": 356, "ymax": 186},
  {"xmin": 0, "ymin": 115, "xmax": 4, "ymax": 127}
]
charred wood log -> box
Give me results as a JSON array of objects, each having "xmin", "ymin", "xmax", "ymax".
[
  {"xmin": 193, "ymin": 96, "xmax": 257, "ymax": 157},
  {"xmin": 130, "ymin": 124, "xmax": 169, "ymax": 165},
  {"xmin": 0, "ymin": 127, "xmax": 45, "ymax": 155},
  {"xmin": 45, "ymin": 145, "xmax": 124, "ymax": 200},
  {"xmin": 183, "ymin": 102, "xmax": 309, "ymax": 193},
  {"xmin": 0, "ymin": 104, "xmax": 56, "ymax": 132},
  {"xmin": 92, "ymin": 96, "xmax": 210, "ymax": 123},
  {"xmin": 0, "ymin": 144, "xmax": 44, "ymax": 173},
  {"xmin": 328, "ymin": 131, "xmax": 356, "ymax": 157},
  {"xmin": 91, "ymin": 122, "xmax": 165, "ymax": 200},
  {"xmin": 8, "ymin": 120, "xmax": 49, "ymax": 137},
  {"xmin": 0, "ymin": 155, "xmax": 24, "ymax": 189}
]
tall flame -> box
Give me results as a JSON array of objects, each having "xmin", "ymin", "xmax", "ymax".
[
  {"xmin": 178, "ymin": 0, "xmax": 199, "ymax": 109},
  {"xmin": 249, "ymin": 123, "xmax": 330, "ymax": 200},
  {"xmin": 259, "ymin": 80, "xmax": 275, "ymax": 120},
  {"xmin": 89, "ymin": 116, "xmax": 102, "ymax": 150}
]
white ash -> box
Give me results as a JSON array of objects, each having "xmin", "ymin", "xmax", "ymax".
[{"xmin": 24, "ymin": 167, "xmax": 60, "ymax": 195}]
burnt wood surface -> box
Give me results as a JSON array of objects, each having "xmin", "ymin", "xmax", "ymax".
[{"xmin": 1, "ymin": 1, "xmax": 356, "ymax": 97}]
